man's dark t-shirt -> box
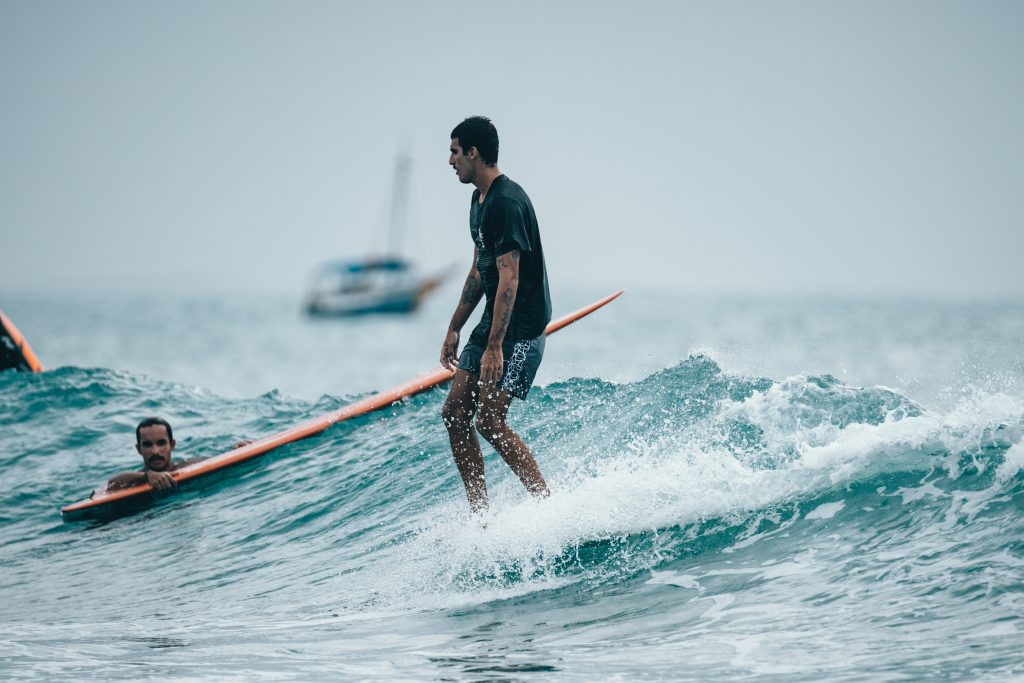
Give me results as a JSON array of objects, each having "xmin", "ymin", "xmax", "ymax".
[{"xmin": 468, "ymin": 175, "xmax": 552, "ymax": 343}]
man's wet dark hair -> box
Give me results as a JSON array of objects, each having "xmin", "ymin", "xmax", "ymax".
[
  {"xmin": 136, "ymin": 417, "xmax": 173, "ymax": 444},
  {"xmin": 451, "ymin": 116, "xmax": 499, "ymax": 165}
]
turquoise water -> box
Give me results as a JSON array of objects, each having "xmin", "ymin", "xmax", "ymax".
[{"xmin": 2, "ymin": 286, "xmax": 1023, "ymax": 680}]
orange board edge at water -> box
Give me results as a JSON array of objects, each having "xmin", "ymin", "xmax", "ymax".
[
  {"xmin": 60, "ymin": 290, "xmax": 624, "ymax": 522},
  {"xmin": 0, "ymin": 310, "xmax": 44, "ymax": 374}
]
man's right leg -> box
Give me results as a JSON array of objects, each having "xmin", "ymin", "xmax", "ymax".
[
  {"xmin": 441, "ymin": 369, "xmax": 487, "ymax": 513},
  {"xmin": 476, "ymin": 385, "xmax": 550, "ymax": 499}
]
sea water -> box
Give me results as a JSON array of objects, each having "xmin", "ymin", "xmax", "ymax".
[{"xmin": 1, "ymin": 284, "xmax": 1022, "ymax": 680}]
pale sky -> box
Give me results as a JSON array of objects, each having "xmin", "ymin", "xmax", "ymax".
[{"xmin": 2, "ymin": 1, "xmax": 1022, "ymax": 298}]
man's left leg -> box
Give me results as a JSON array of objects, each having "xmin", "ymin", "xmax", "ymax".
[
  {"xmin": 474, "ymin": 386, "xmax": 550, "ymax": 498},
  {"xmin": 442, "ymin": 369, "xmax": 488, "ymax": 513}
]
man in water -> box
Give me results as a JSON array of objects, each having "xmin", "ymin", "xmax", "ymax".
[
  {"xmin": 106, "ymin": 417, "xmax": 206, "ymax": 492},
  {"xmin": 440, "ymin": 116, "xmax": 553, "ymax": 514}
]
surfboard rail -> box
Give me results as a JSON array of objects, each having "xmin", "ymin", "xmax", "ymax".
[
  {"xmin": 0, "ymin": 310, "xmax": 43, "ymax": 374},
  {"xmin": 60, "ymin": 290, "xmax": 624, "ymax": 521}
]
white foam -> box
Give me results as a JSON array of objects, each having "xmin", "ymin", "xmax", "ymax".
[
  {"xmin": 646, "ymin": 570, "xmax": 703, "ymax": 590},
  {"xmin": 995, "ymin": 441, "xmax": 1024, "ymax": 482},
  {"xmin": 381, "ymin": 384, "xmax": 1023, "ymax": 607},
  {"xmin": 804, "ymin": 501, "xmax": 845, "ymax": 520}
]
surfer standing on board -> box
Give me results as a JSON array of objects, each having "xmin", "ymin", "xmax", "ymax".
[{"xmin": 440, "ymin": 116, "xmax": 553, "ymax": 514}]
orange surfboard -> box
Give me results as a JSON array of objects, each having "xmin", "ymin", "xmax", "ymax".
[
  {"xmin": 0, "ymin": 310, "xmax": 43, "ymax": 373},
  {"xmin": 60, "ymin": 290, "xmax": 624, "ymax": 521}
]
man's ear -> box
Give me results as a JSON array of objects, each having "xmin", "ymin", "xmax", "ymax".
[
  {"xmin": 467, "ymin": 146, "xmax": 478, "ymax": 160},
  {"xmin": 136, "ymin": 443, "xmax": 143, "ymax": 456},
  {"xmin": 169, "ymin": 439, "xmax": 176, "ymax": 451}
]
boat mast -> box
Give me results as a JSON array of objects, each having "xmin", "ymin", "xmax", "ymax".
[{"xmin": 387, "ymin": 156, "xmax": 411, "ymax": 259}]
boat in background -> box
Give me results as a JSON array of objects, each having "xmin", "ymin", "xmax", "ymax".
[
  {"xmin": 304, "ymin": 156, "xmax": 447, "ymax": 317},
  {"xmin": 303, "ymin": 257, "xmax": 445, "ymax": 316}
]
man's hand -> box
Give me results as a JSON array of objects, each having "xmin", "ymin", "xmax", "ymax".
[
  {"xmin": 480, "ymin": 345, "xmax": 503, "ymax": 386},
  {"xmin": 440, "ymin": 330, "xmax": 460, "ymax": 371},
  {"xmin": 144, "ymin": 470, "xmax": 177, "ymax": 492}
]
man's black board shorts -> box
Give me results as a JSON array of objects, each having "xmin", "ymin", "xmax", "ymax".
[{"xmin": 458, "ymin": 330, "xmax": 545, "ymax": 400}]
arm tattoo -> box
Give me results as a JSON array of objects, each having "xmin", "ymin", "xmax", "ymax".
[
  {"xmin": 489, "ymin": 251, "xmax": 519, "ymax": 344},
  {"xmin": 496, "ymin": 251, "xmax": 520, "ymax": 269},
  {"xmin": 492, "ymin": 286, "xmax": 514, "ymax": 341},
  {"xmin": 461, "ymin": 274, "xmax": 481, "ymax": 304}
]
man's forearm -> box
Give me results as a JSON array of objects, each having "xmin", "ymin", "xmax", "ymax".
[
  {"xmin": 448, "ymin": 270, "xmax": 483, "ymax": 332},
  {"xmin": 488, "ymin": 253, "xmax": 519, "ymax": 347},
  {"xmin": 106, "ymin": 471, "xmax": 147, "ymax": 491}
]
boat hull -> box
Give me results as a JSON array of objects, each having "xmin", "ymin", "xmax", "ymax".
[{"xmin": 305, "ymin": 276, "xmax": 443, "ymax": 317}]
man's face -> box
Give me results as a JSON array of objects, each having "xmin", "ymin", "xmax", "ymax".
[
  {"xmin": 136, "ymin": 424, "xmax": 176, "ymax": 471},
  {"xmin": 449, "ymin": 138, "xmax": 475, "ymax": 185}
]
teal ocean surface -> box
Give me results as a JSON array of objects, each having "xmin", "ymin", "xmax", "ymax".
[{"xmin": 1, "ymin": 285, "xmax": 1022, "ymax": 680}]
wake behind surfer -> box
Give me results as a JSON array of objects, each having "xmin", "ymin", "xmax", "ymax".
[{"xmin": 440, "ymin": 116, "xmax": 553, "ymax": 514}]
